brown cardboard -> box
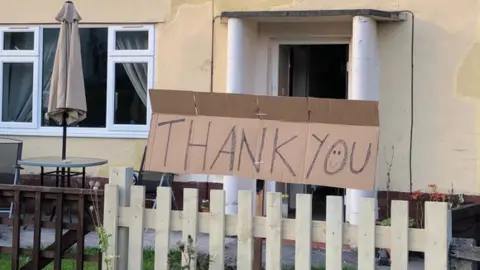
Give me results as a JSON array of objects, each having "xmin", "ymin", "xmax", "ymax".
[{"xmin": 146, "ymin": 89, "xmax": 379, "ymax": 190}]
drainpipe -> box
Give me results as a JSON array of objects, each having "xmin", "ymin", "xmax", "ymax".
[{"xmin": 346, "ymin": 16, "xmax": 379, "ymax": 224}]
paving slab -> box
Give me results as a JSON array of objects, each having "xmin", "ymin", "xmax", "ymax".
[{"xmin": 0, "ymin": 224, "xmax": 424, "ymax": 269}]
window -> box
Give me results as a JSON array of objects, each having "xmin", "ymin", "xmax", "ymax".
[
  {"xmin": 0, "ymin": 25, "xmax": 154, "ymax": 138},
  {"xmin": 41, "ymin": 27, "xmax": 109, "ymax": 128},
  {"xmin": 0, "ymin": 27, "xmax": 39, "ymax": 129}
]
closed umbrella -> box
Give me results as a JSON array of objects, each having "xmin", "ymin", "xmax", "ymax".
[{"xmin": 47, "ymin": 0, "xmax": 86, "ymax": 162}]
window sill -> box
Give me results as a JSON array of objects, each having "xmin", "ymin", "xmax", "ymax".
[{"xmin": 0, "ymin": 127, "xmax": 149, "ymax": 139}]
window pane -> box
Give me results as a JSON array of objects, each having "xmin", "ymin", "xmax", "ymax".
[
  {"xmin": 41, "ymin": 28, "xmax": 108, "ymax": 128},
  {"xmin": 2, "ymin": 63, "xmax": 34, "ymax": 123},
  {"xmin": 3, "ymin": 32, "xmax": 34, "ymax": 50},
  {"xmin": 115, "ymin": 31, "xmax": 148, "ymax": 50},
  {"xmin": 114, "ymin": 62, "xmax": 147, "ymax": 125}
]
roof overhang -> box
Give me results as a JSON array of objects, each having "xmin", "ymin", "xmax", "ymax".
[{"xmin": 220, "ymin": 9, "xmax": 407, "ymax": 23}]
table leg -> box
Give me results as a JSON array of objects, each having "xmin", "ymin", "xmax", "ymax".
[
  {"xmin": 67, "ymin": 168, "xmax": 72, "ymax": 222},
  {"xmin": 51, "ymin": 167, "xmax": 64, "ymax": 221},
  {"xmin": 55, "ymin": 167, "xmax": 59, "ymax": 187},
  {"xmin": 40, "ymin": 167, "xmax": 44, "ymax": 186},
  {"xmin": 67, "ymin": 167, "xmax": 71, "ymax": 188},
  {"xmin": 82, "ymin": 167, "xmax": 86, "ymax": 189},
  {"xmin": 50, "ymin": 206, "xmax": 56, "ymax": 222},
  {"xmin": 61, "ymin": 167, "xmax": 65, "ymax": 187}
]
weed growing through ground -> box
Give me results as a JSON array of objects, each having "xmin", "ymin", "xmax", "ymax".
[{"xmin": 88, "ymin": 180, "xmax": 114, "ymax": 270}]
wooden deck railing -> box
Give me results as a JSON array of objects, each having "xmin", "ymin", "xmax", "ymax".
[{"xmin": 0, "ymin": 184, "xmax": 103, "ymax": 270}]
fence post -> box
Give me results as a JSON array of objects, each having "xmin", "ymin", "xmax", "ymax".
[
  {"xmin": 109, "ymin": 167, "xmax": 133, "ymax": 270},
  {"xmin": 103, "ymin": 184, "xmax": 119, "ymax": 270},
  {"xmin": 155, "ymin": 187, "xmax": 172, "ymax": 270},
  {"xmin": 182, "ymin": 188, "xmax": 199, "ymax": 270},
  {"xmin": 325, "ymin": 196, "xmax": 343, "ymax": 270},
  {"xmin": 209, "ymin": 189, "xmax": 226, "ymax": 270},
  {"xmin": 425, "ymin": 201, "xmax": 452, "ymax": 270},
  {"xmin": 358, "ymin": 198, "xmax": 376, "ymax": 269},
  {"xmin": 390, "ymin": 200, "xmax": 409, "ymax": 269},
  {"xmin": 296, "ymin": 194, "xmax": 313, "ymax": 270},
  {"xmin": 237, "ymin": 190, "xmax": 254, "ymax": 270},
  {"xmin": 266, "ymin": 192, "xmax": 282, "ymax": 270}
]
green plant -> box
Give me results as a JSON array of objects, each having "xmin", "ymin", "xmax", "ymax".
[
  {"xmin": 410, "ymin": 189, "xmax": 425, "ymax": 228},
  {"xmin": 0, "ymin": 247, "xmax": 157, "ymax": 270},
  {"xmin": 410, "ymin": 183, "xmax": 465, "ymax": 228},
  {"xmin": 384, "ymin": 146, "xmax": 394, "ymax": 218},
  {"xmin": 88, "ymin": 181, "xmax": 114, "ymax": 270},
  {"xmin": 380, "ymin": 217, "xmax": 415, "ymax": 228},
  {"xmin": 200, "ymin": 199, "xmax": 210, "ymax": 208},
  {"xmin": 281, "ymin": 193, "xmax": 289, "ymax": 204},
  {"xmin": 170, "ymin": 235, "xmax": 211, "ymax": 270},
  {"xmin": 447, "ymin": 183, "xmax": 465, "ymax": 209}
]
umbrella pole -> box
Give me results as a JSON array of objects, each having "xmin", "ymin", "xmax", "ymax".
[
  {"xmin": 62, "ymin": 112, "xmax": 67, "ymax": 159},
  {"xmin": 61, "ymin": 112, "xmax": 67, "ymax": 187}
]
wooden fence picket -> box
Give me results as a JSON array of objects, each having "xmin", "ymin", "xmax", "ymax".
[
  {"xmin": 182, "ymin": 188, "xmax": 199, "ymax": 270},
  {"xmin": 155, "ymin": 187, "xmax": 172, "ymax": 270},
  {"xmin": 266, "ymin": 192, "xmax": 282, "ymax": 270},
  {"xmin": 237, "ymin": 190, "xmax": 254, "ymax": 270},
  {"xmin": 326, "ymin": 196, "xmax": 343, "ymax": 270},
  {"xmin": 128, "ymin": 185, "xmax": 145, "ymax": 269},
  {"xmin": 425, "ymin": 201, "xmax": 451, "ymax": 270},
  {"xmin": 209, "ymin": 190, "xmax": 226, "ymax": 270},
  {"xmin": 295, "ymin": 193, "xmax": 312, "ymax": 270},
  {"xmin": 390, "ymin": 200, "xmax": 409, "ymax": 270},
  {"xmin": 109, "ymin": 167, "xmax": 133, "ymax": 270},
  {"xmin": 103, "ymin": 184, "xmax": 119, "ymax": 270},
  {"xmin": 103, "ymin": 168, "xmax": 457, "ymax": 270},
  {"xmin": 358, "ymin": 198, "xmax": 376, "ymax": 269}
]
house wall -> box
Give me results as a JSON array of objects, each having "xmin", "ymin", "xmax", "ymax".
[{"xmin": 3, "ymin": 0, "xmax": 480, "ymax": 195}]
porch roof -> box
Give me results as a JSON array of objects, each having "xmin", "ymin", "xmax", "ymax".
[{"xmin": 220, "ymin": 9, "xmax": 407, "ymax": 22}]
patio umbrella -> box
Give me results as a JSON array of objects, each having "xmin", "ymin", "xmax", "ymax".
[{"xmin": 47, "ymin": 1, "xmax": 86, "ymax": 161}]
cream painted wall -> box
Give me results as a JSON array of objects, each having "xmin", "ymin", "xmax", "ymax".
[
  {"xmin": 211, "ymin": 0, "xmax": 480, "ymax": 195},
  {"xmin": 9, "ymin": 136, "xmax": 146, "ymax": 177},
  {"xmin": 0, "ymin": 0, "xmax": 170, "ymax": 24},
  {"xmin": 4, "ymin": 0, "xmax": 480, "ymax": 195}
]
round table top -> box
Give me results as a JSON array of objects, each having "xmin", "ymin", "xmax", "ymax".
[{"xmin": 18, "ymin": 156, "xmax": 108, "ymax": 168}]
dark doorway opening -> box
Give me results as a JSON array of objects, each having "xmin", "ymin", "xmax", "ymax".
[{"xmin": 277, "ymin": 44, "xmax": 349, "ymax": 221}]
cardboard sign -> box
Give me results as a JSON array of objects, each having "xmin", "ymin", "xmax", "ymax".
[{"xmin": 145, "ymin": 89, "xmax": 379, "ymax": 190}]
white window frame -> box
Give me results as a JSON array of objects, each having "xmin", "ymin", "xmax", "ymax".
[
  {"xmin": 0, "ymin": 57, "xmax": 39, "ymax": 129},
  {"xmin": 108, "ymin": 25, "xmax": 155, "ymax": 57},
  {"xmin": 0, "ymin": 26, "xmax": 40, "ymax": 57},
  {"xmin": 0, "ymin": 24, "xmax": 155, "ymax": 139},
  {"xmin": 106, "ymin": 56, "xmax": 153, "ymax": 132}
]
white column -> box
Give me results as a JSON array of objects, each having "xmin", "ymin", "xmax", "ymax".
[
  {"xmin": 346, "ymin": 16, "xmax": 379, "ymax": 224},
  {"xmin": 224, "ymin": 18, "xmax": 256, "ymax": 215}
]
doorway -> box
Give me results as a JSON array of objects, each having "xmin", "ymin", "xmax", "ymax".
[{"xmin": 276, "ymin": 44, "xmax": 349, "ymax": 221}]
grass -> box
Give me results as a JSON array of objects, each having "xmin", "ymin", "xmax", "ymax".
[
  {"xmin": 0, "ymin": 248, "xmax": 104, "ymax": 270},
  {"xmin": 0, "ymin": 247, "xmax": 355, "ymax": 269}
]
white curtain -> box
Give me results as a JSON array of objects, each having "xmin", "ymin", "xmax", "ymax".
[
  {"xmin": 42, "ymin": 30, "xmax": 59, "ymax": 116},
  {"xmin": 2, "ymin": 63, "xmax": 34, "ymax": 122},
  {"xmin": 115, "ymin": 32, "xmax": 148, "ymax": 106}
]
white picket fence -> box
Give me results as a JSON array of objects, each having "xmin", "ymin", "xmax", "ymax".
[{"xmin": 103, "ymin": 167, "xmax": 452, "ymax": 270}]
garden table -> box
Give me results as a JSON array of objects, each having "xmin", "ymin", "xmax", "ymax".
[
  {"xmin": 18, "ymin": 157, "xmax": 108, "ymax": 223},
  {"xmin": 18, "ymin": 156, "xmax": 108, "ymax": 188}
]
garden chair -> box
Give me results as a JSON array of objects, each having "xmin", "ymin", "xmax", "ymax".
[
  {"xmin": 133, "ymin": 146, "xmax": 178, "ymax": 211},
  {"xmin": 0, "ymin": 137, "xmax": 23, "ymax": 218}
]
